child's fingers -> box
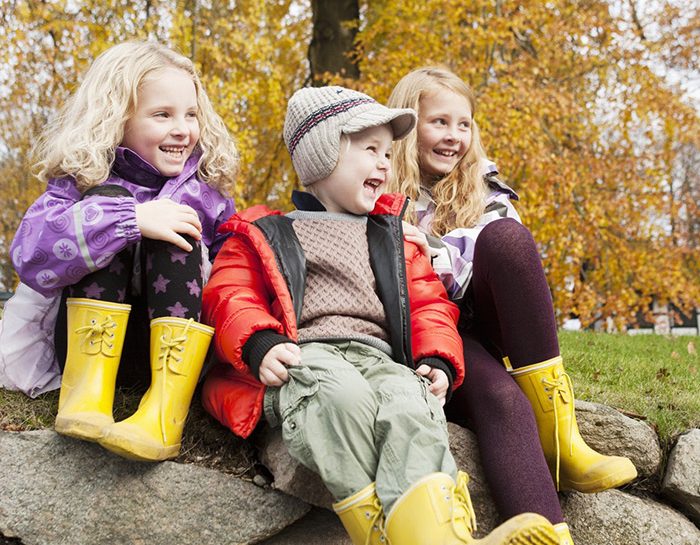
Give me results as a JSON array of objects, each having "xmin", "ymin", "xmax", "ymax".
[
  {"xmin": 260, "ymin": 367, "xmax": 284, "ymax": 387},
  {"xmin": 415, "ymin": 364, "xmax": 431, "ymax": 376},
  {"xmin": 261, "ymin": 361, "xmax": 289, "ymax": 385},
  {"xmin": 285, "ymin": 343, "xmax": 301, "ymax": 357},
  {"xmin": 174, "ymin": 220, "xmax": 203, "ymax": 240},
  {"xmin": 278, "ymin": 346, "xmax": 301, "ymax": 367},
  {"xmin": 168, "ymin": 232, "xmax": 194, "ymax": 252}
]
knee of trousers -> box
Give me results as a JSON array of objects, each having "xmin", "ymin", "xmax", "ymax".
[
  {"xmin": 283, "ymin": 365, "xmax": 378, "ymax": 427},
  {"xmin": 475, "ymin": 218, "xmax": 537, "ymax": 267}
]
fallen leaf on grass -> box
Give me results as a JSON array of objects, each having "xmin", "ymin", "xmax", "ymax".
[
  {"xmin": 688, "ymin": 341, "xmax": 697, "ymax": 355},
  {"xmin": 656, "ymin": 367, "xmax": 670, "ymax": 380}
]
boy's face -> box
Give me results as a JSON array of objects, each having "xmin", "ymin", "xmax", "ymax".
[{"xmin": 311, "ymin": 124, "xmax": 393, "ymax": 215}]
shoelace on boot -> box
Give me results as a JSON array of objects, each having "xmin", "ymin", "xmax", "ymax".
[
  {"xmin": 75, "ymin": 315, "xmax": 117, "ymax": 355},
  {"xmin": 155, "ymin": 319, "xmax": 193, "ymax": 442},
  {"xmin": 363, "ymin": 494, "xmax": 386, "ymax": 545},
  {"xmin": 451, "ymin": 472, "xmax": 477, "ymax": 539},
  {"xmin": 541, "ymin": 370, "xmax": 575, "ymax": 490}
]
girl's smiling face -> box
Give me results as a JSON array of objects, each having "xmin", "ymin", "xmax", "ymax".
[
  {"xmin": 121, "ymin": 67, "xmax": 200, "ymax": 176},
  {"xmin": 416, "ymin": 87, "xmax": 472, "ymax": 182}
]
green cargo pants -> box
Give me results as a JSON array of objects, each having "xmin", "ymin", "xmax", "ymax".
[{"xmin": 263, "ymin": 340, "xmax": 458, "ymax": 512}]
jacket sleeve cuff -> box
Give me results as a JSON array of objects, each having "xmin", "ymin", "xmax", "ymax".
[
  {"xmin": 417, "ymin": 357, "xmax": 455, "ymax": 403},
  {"xmin": 242, "ymin": 329, "xmax": 296, "ymax": 380}
]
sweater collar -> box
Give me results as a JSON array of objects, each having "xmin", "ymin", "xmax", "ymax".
[{"xmin": 112, "ymin": 147, "xmax": 200, "ymax": 188}]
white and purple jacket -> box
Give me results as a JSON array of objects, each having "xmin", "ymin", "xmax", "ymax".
[
  {"xmin": 1, "ymin": 148, "xmax": 235, "ymax": 396},
  {"xmin": 417, "ymin": 162, "xmax": 521, "ymax": 301}
]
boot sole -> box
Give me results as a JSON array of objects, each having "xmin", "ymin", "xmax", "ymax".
[
  {"xmin": 55, "ymin": 413, "xmax": 113, "ymax": 442},
  {"xmin": 99, "ymin": 428, "xmax": 180, "ymax": 462},
  {"xmin": 559, "ymin": 463, "xmax": 638, "ymax": 493},
  {"xmin": 485, "ymin": 514, "xmax": 559, "ymax": 545},
  {"xmin": 504, "ymin": 523, "xmax": 559, "ymax": 545}
]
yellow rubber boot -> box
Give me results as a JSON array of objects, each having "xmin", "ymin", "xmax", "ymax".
[
  {"xmin": 553, "ymin": 523, "xmax": 574, "ymax": 545},
  {"xmin": 99, "ymin": 317, "xmax": 214, "ymax": 461},
  {"xmin": 384, "ymin": 471, "xmax": 559, "ymax": 545},
  {"xmin": 511, "ymin": 356, "xmax": 637, "ymax": 492},
  {"xmin": 55, "ymin": 298, "xmax": 130, "ymax": 442},
  {"xmin": 333, "ymin": 482, "xmax": 386, "ymax": 545}
]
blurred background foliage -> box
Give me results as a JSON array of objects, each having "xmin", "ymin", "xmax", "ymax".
[{"xmin": 0, "ymin": 0, "xmax": 698, "ymax": 328}]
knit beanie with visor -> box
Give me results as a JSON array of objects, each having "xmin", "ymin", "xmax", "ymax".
[{"xmin": 284, "ymin": 86, "xmax": 417, "ymax": 186}]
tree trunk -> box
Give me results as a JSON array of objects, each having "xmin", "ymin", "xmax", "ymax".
[{"xmin": 309, "ymin": 0, "xmax": 360, "ymax": 85}]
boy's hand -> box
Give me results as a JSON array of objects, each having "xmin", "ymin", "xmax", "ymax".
[
  {"xmin": 402, "ymin": 221, "xmax": 430, "ymax": 259},
  {"xmin": 136, "ymin": 199, "xmax": 202, "ymax": 252},
  {"xmin": 259, "ymin": 343, "xmax": 302, "ymax": 387},
  {"xmin": 416, "ymin": 364, "xmax": 449, "ymax": 406}
]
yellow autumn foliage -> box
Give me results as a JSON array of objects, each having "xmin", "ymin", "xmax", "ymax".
[{"xmin": 0, "ymin": 0, "xmax": 698, "ymax": 329}]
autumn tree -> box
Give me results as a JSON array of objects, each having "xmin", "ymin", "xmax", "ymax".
[
  {"xmin": 352, "ymin": 0, "xmax": 700, "ymax": 328},
  {"xmin": 309, "ymin": 0, "xmax": 360, "ymax": 84},
  {"xmin": 1, "ymin": 0, "xmax": 698, "ymax": 330}
]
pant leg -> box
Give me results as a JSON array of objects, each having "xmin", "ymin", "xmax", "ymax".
[
  {"xmin": 264, "ymin": 341, "xmax": 379, "ymax": 501},
  {"xmin": 445, "ymin": 332, "xmax": 564, "ymax": 524},
  {"xmin": 470, "ymin": 218, "xmax": 559, "ymax": 367},
  {"xmin": 346, "ymin": 342, "xmax": 458, "ymax": 513},
  {"xmin": 143, "ymin": 235, "xmax": 203, "ymax": 321}
]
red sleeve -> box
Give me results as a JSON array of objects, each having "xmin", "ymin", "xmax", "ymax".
[
  {"xmin": 202, "ymin": 234, "xmax": 285, "ymax": 373},
  {"xmin": 404, "ymin": 241, "xmax": 465, "ymax": 388}
]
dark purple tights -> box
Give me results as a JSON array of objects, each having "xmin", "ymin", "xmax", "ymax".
[{"xmin": 444, "ymin": 218, "xmax": 564, "ymax": 524}]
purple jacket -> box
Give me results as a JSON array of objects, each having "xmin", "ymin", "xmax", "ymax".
[{"xmin": 10, "ymin": 147, "xmax": 236, "ymax": 296}]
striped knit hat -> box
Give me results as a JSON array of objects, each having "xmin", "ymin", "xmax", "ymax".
[{"xmin": 284, "ymin": 86, "xmax": 417, "ymax": 186}]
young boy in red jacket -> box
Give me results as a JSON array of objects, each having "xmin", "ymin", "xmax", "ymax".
[{"xmin": 201, "ymin": 86, "xmax": 558, "ymax": 545}]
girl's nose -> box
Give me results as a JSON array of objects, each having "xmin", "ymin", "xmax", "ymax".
[
  {"xmin": 170, "ymin": 117, "xmax": 188, "ymax": 136},
  {"xmin": 444, "ymin": 127, "xmax": 458, "ymax": 142}
]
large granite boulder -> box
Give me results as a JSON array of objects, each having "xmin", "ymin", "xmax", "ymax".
[
  {"xmin": 574, "ymin": 400, "xmax": 662, "ymax": 478},
  {"xmin": 562, "ymin": 489, "xmax": 700, "ymax": 544},
  {"xmin": 258, "ymin": 405, "xmax": 700, "ymax": 545},
  {"xmin": 661, "ymin": 428, "xmax": 700, "ymax": 525},
  {"xmin": 0, "ymin": 430, "xmax": 309, "ymax": 545}
]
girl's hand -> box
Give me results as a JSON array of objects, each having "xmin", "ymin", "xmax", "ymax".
[
  {"xmin": 416, "ymin": 364, "xmax": 449, "ymax": 406},
  {"xmin": 402, "ymin": 221, "xmax": 430, "ymax": 259},
  {"xmin": 135, "ymin": 199, "xmax": 202, "ymax": 252},
  {"xmin": 259, "ymin": 343, "xmax": 302, "ymax": 387}
]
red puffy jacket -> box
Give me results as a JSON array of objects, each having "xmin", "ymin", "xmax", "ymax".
[{"xmin": 202, "ymin": 193, "xmax": 464, "ymax": 438}]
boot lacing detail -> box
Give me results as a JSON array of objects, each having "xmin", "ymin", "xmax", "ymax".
[
  {"xmin": 76, "ymin": 315, "xmax": 117, "ymax": 355},
  {"xmin": 452, "ymin": 472, "xmax": 477, "ymax": 538},
  {"xmin": 363, "ymin": 494, "xmax": 386, "ymax": 545},
  {"xmin": 156, "ymin": 319, "xmax": 193, "ymax": 442},
  {"xmin": 541, "ymin": 369, "xmax": 575, "ymax": 490}
]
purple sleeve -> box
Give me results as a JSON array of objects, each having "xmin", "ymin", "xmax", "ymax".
[{"xmin": 10, "ymin": 178, "xmax": 141, "ymax": 296}]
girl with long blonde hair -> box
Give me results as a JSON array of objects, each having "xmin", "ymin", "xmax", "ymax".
[
  {"xmin": 5, "ymin": 41, "xmax": 238, "ymax": 462},
  {"xmin": 389, "ymin": 67, "xmax": 637, "ymax": 545}
]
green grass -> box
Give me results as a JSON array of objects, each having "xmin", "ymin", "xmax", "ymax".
[
  {"xmin": 1, "ymin": 331, "xmax": 698, "ymax": 455},
  {"xmin": 559, "ymin": 330, "xmax": 700, "ymax": 448}
]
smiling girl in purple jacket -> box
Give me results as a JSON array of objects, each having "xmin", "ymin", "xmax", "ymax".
[{"xmin": 5, "ymin": 41, "xmax": 237, "ymax": 462}]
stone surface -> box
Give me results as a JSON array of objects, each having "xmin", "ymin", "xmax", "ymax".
[
  {"xmin": 0, "ymin": 430, "xmax": 310, "ymax": 545},
  {"xmin": 258, "ymin": 426, "xmax": 335, "ymax": 509},
  {"xmin": 661, "ymin": 428, "xmax": 700, "ymax": 525},
  {"xmin": 258, "ymin": 508, "xmax": 350, "ymax": 545},
  {"xmin": 258, "ymin": 409, "xmax": 700, "ymax": 545},
  {"xmin": 574, "ymin": 400, "xmax": 662, "ymax": 478},
  {"xmin": 561, "ymin": 489, "xmax": 700, "ymax": 545}
]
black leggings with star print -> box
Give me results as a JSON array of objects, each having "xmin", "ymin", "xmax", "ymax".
[
  {"xmin": 55, "ymin": 185, "xmax": 205, "ymax": 386},
  {"xmin": 66, "ymin": 185, "xmax": 203, "ymax": 321}
]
